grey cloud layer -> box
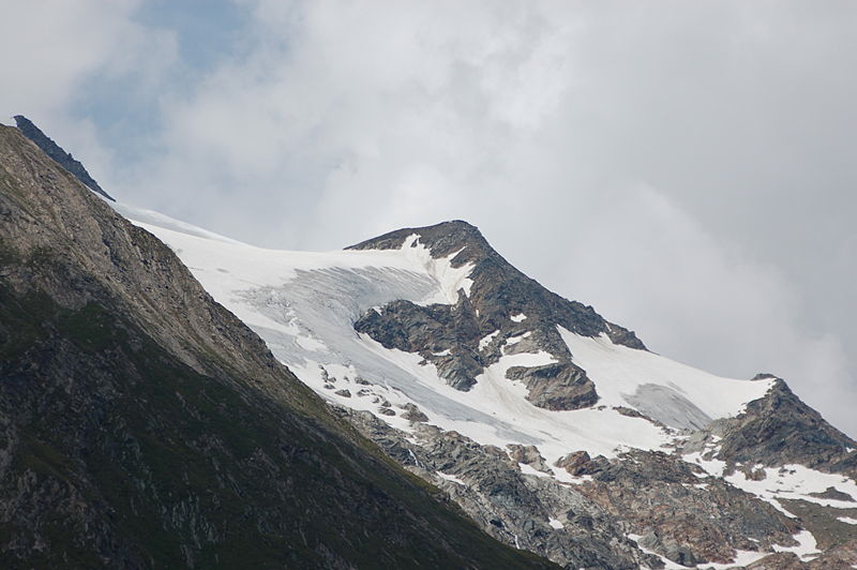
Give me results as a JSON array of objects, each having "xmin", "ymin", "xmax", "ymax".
[{"xmin": 2, "ymin": 0, "xmax": 855, "ymax": 435}]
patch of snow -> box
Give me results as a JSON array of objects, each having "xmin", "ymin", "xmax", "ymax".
[
  {"xmin": 547, "ymin": 517, "xmax": 563, "ymax": 529},
  {"xmin": 838, "ymin": 516, "xmax": 857, "ymax": 525},
  {"xmin": 773, "ymin": 530, "xmax": 820, "ymax": 560},
  {"xmin": 560, "ymin": 329, "xmax": 775, "ymax": 428},
  {"xmin": 702, "ymin": 550, "xmax": 768, "ymax": 569},
  {"xmin": 113, "ymin": 201, "xmax": 243, "ymax": 244},
  {"xmin": 353, "ymin": 336, "xmax": 673, "ymax": 465},
  {"xmin": 478, "ymin": 330, "xmax": 500, "ymax": 350},
  {"xmin": 436, "ymin": 471, "xmax": 466, "ymax": 485},
  {"xmin": 627, "ymin": 535, "xmax": 767, "ymax": 570},
  {"xmin": 726, "ymin": 464, "xmax": 857, "ymax": 511},
  {"xmin": 503, "ymin": 331, "xmax": 532, "ymax": 349},
  {"xmin": 627, "ymin": 533, "xmax": 686, "ymax": 570},
  {"xmin": 510, "ymin": 313, "xmax": 526, "ymax": 322},
  {"xmin": 683, "ymin": 452, "xmax": 728, "ymax": 478},
  {"xmin": 406, "ymin": 448, "xmax": 423, "ymax": 469},
  {"xmin": 398, "ymin": 235, "xmax": 474, "ymax": 303},
  {"xmin": 432, "ymin": 349, "xmax": 451, "ymax": 357},
  {"xmin": 519, "ymin": 464, "xmax": 552, "ymax": 478}
]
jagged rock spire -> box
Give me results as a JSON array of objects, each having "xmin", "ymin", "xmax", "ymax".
[{"xmin": 13, "ymin": 114, "xmax": 114, "ymax": 201}]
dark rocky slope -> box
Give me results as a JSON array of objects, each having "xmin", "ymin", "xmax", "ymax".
[
  {"xmin": 700, "ymin": 378, "xmax": 857, "ymax": 476},
  {"xmin": 0, "ymin": 125, "xmax": 556, "ymax": 569}
]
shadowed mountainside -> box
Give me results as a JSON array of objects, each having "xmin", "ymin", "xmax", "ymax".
[{"xmin": 0, "ymin": 124, "xmax": 557, "ymax": 569}]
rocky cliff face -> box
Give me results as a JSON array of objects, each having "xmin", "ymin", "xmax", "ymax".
[
  {"xmin": 695, "ymin": 379, "xmax": 857, "ymax": 476},
  {"xmin": 0, "ymin": 125, "xmax": 557, "ymax": 569}
]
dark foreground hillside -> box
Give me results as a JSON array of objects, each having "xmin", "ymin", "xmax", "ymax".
[{"xmin": 0, "ymin": 125, "xmax": 556, "ymax": 569}]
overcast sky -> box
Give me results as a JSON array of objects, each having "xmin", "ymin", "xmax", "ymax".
[{"xmin": 3, "ymin": 0, "xmax": 856, "ymax": 435}]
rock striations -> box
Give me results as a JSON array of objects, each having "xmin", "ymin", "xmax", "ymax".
[{"xmin": 0, "ymin": 124, "xmax": 557, "ymax": 569}]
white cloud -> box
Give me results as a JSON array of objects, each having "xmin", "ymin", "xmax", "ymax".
[
  {"xmin": 0, "ymin": 0, "xmax": 177, "ymax": 191},
  {"xmin": 538, "ymin": 185, "xmax": 857, "ymax": 435}
]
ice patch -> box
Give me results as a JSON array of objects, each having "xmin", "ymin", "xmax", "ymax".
[
  {"xmin": 726, "ymin": 464, "xmax": 857, "ymax": 510},
  {"xmin": 560, "ymin": 328, "xmax": 775, "ymax": 427},
  {"xmin": 519, "ymin": 463, "xmax": 552, "ymax": 478},
  {"xmin": 479, "ymin": 330, "xmax": 500, "ymax": 350},
  {"xmin": 773, "ymin": 530, "xmax": 820, "ymax": 560}
]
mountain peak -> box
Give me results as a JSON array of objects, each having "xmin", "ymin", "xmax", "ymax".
[
  {"xmin": 12, "ymin": 114, "xmax": 113, "ymax": 201},
  {"xmin": 348, "ymin": 219, "xmax": 495, "ymax": 263}
]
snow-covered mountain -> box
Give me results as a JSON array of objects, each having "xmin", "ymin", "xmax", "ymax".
[
  {"xmin": 119, "ymin": 202, "xmax": 857, "ymax": 570},
  {"xmin": 0, "ymin": 125, "xmax": 556, "ymax": 570}
]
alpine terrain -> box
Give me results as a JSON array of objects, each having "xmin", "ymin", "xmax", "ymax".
[
  {"xmin": 0, "ymin": 121, "xmax": 556, "ymax": 569},
  {"xmin": 6, "ymin": 116, "xmax": 857, "ymax": 569}
]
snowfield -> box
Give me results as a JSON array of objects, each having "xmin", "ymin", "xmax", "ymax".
[
  {"xmin": 122, "ymin": 204, "xmax": 774, "ymax": 465},
  {"xmin": 117, "ymin": 203, "xmax": 857, "ymax": 543},
  {"xmin": 561, "ymin": 330, "xmax": 774, "ymax": 430}
]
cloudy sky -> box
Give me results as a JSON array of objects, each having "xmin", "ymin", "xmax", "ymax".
[{"xmin": 3, "ymin": 0, "xmax": 856, "ymax": 435}]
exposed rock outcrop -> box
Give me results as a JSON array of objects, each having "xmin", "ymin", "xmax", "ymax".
[
  {"xmin": 340, "ymin": 408, "xmax": 662, "ymax": 570},
  {"xmin": 349, "ymin": 221, "xmax": 642, "ymax": 410},
  {"xmin": 682, "ymin": 378, "xmax": 857, "ymax": 477}
]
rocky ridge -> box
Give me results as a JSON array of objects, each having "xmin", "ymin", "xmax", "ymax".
[
  {"xmin": 12, "ymin": 115, "xmax": 113, "ymax": 201},
  {"xmin": 350, "ymin": 221, "xmax": 643, "ymax": 411}
]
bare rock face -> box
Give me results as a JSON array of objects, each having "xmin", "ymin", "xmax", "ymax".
[
  {"xmin": 744, "ymin": 552, "xmax": 807, "ymax": 570},
  {"xmin": 707, "ymin": 378, "xmax": 857, "ymax": 476},
  {"xmin": 400, "ymin": 403, "xmax": 429, "ymax": 422},
  {"xmin": 340, "ymin": 409, "xmax": 660, "ymax": 570},
  {"xmin": 569, "ymin": 450, "xmax": 802, "ymax": 566},
  {"xmin": 354, "ymin": 293, "xmax": 483, "ymax": 390},
  {"xmin": 555, "ymin": 451, "xmax": 593, "ymax": 476},
  {"xmin": 507, "ymin": 444, "xmax": 553, "ymax": 474},
  {"xmin": 506, "ymin": 363, "xmax": 598, "ymax": 410}
]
